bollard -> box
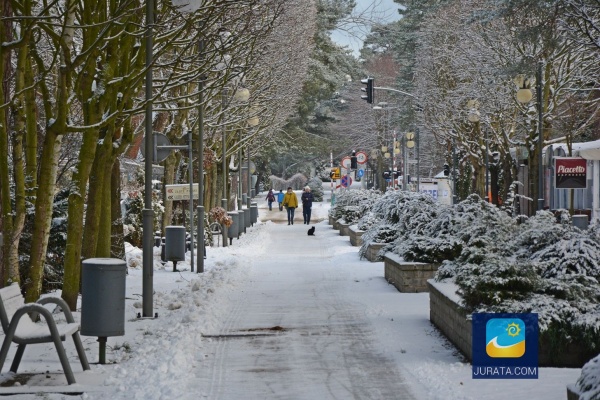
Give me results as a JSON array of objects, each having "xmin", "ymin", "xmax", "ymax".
[
  {"xmin": 250, "ymin": 202, "xmax": 258, "ymax": 225},
  {"xmin": 244, "ymin": 206, "xmax": 251, "ymax": 228},
  {"xmin": 237, "ymin": 209, "xmax": 246, "ymax": 235},
  {"xmin": 81, "ymin": 258, "xmax": 126, "ymax": 364}
]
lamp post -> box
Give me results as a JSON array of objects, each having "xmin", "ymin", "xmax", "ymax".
[
  {"xmin": 142, "ymin": 0, "xmax": 155, "ymax": 317},
  {"xmin": 197, "ymin": 38, "xmax": 205, "ymax": 273},
  {"xmin": 516, "ymin": 61, "xmax": 544, "ymax": 211},
  {"xmin": 221, "ymin": 88, "xmax": 229, "ymax": 247}
]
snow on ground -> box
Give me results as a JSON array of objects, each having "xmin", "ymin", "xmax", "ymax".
[{"xmin": 0, "ymin": 187, "xmax": 583, "ymax": 399}]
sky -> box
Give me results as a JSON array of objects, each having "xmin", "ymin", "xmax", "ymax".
[
  {"xmin": 0, "ymin": 185, "xmax": 585, "ymax": 399},
  {"xmin": 330, "ymin": 0, "xmax": 404, "ymax": 57}
]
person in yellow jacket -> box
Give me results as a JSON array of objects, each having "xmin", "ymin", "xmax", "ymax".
[{"xmin": 282, "ymin": 187, "xmax": 299, "ymax": 225}]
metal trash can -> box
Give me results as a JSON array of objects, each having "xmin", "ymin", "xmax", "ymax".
[
  {"xmin": 166, "ymin": 226, "xmax": 186, "ymax": 271},
  {"xmin": 165, "ymin": 226, "xmax": 186, "ymax": 260},
  {"xmin": 227, "ymin": 211, "xmax": 239, "ymax": 244},
  {"xmin": 81, "ymin": 258, "xmax": 126, "ymax": 364},
  {"xmin": 250, "ymin": 202, "xmax": 258, "ymax": 225},
  {"xmin": 573, "ymin": 215, "xmax": 589, "ymax": 230}
]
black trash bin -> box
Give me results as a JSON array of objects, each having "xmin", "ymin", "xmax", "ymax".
[
  {"xmin": 81, "ymin": 258, "xmax": 126, "ymax": 364},
  {"xmin": 165, "ymin": 225, "xmax": 186, "ymax": 271}
]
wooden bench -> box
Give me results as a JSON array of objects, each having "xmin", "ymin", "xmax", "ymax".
[{"xmin": 0, "ymin": 283, "xmax": 90, "ymax": 384}]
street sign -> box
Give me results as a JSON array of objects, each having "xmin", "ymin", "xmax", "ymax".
[
  {"xmin": 356, "ymin": 151, "xmax": 368, "ymax": 164},
  {"xmin": 165, "ymin": 184, "xmax": 199, "ymax": 201},
  {"xmin": 357, "ymin": 169, "xmax": 365, "ymax": 178},
  {"xmin": 340, "ymin": 175, "xmax": 352, "ymax": 188},
  {"xmin": 331, "ymin": 167, "xmax": 341, "ymax": 180},
  {"xmin": 341, "ymin": 156, "xmax": 351, "ymax": 169}
]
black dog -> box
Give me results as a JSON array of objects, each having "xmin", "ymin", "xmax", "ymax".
[{"xmin": 307, "ymin": 226, "xmax": 315, "ymax": 236}]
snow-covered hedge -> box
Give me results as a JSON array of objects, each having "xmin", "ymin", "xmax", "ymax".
[
  {"xmin": 329, "ymin": 189, "xmax": 382, "ymax": 225},
  {"xmin": 352, "ymin": 190, "xmax": 600, "ymax": 359},
  {"xmin": 358, "ymin": 190, "xmax": 440, "ymax": 260}
]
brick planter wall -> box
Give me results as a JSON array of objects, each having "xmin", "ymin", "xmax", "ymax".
[
  {"xmin": 364, "ymin": 243, "xmax": 386, "ymax": 262},
  {"xmin": 349, "ymin": 225, "xmax": 365, "ymax": 247},
  {"xmin": 332, "ymin": 219, "xmax": 341, "ymax": 230},
  {"xmin": 339, "ymin": 222, "xmax": 351, "ymax": 236},
  {"xmin": 427, "ymin": 280, "xmax": 472, "ymax": 360},
  {"xmin": 428, "ymin": 280, "xmax": 596, "ymax": 368},
  {"xmin": 384, "ymin": 253, "xmax": 439, "ymax": 292}
]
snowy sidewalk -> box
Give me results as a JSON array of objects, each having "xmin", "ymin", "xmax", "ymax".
[{"xmin": 188, "ymin": 221, "xmax": 418, "ymax": 399}]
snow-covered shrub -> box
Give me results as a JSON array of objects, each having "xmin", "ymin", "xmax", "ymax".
[
  {"xmin": 307, "ymin": 177, "xmax": 324, "ymax": 201},
  {"xmin": 507, "ymin": 210, "xmax": 576, "ymax": 258},
  {"xmin": 358, "ymin": 223, "xmax": 400, "ymax": 260},
  {"xmin": 401, "ymin": 236, "xmax": 463, "ymax": 264},
  {"xmin": 356, "ymin": 211, "xmax": 379, "ymax": 231},
  {"xmin": 395, "ymin": 194, "xmax": 516, "ymax": 266},
  {"xmin": 329, "ymin": 189, "xmax": 381, "ymax": 223},
  {"xmin": 337, "ymin": 206, "xmax": 362, "ymax": 224},
  {"xmin": 533, "ymin": 235, "xmax": 600, "ymax": 279},
  {"xmin": 576, "ymin": 354, "xmax": 600, "ymax": 400},
  {"xmin": 452, "ymin": 255, "xmax": 539, "ymax": 309}
]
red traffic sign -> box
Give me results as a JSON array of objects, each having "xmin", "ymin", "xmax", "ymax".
[
  {"xmin": 356, "ymin": 151, "xmax": 368, "ymax": 164},
  {"xmin": 341, "ymin": 156, "xmax": 352, "ymax": 169},
  {"xmin": 340, "ymin": 175, "xmax": 352, "ymax": 188}
]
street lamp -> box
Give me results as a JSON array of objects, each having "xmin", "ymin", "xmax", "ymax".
[{"xmin": 516, "ymin": 62, "xmax": 544, "ymax": 212}]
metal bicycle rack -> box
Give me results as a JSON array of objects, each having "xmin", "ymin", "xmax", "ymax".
[{"xmin": 209, "ymin": 222, "xmax": 222, "ymax": 247}]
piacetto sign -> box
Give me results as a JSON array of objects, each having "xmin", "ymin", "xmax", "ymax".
[{"xmin": 555, "ymin": 157, "xmax": 587, "ymax": 189}]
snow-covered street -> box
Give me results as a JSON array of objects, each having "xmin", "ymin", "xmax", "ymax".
[{"xmin": 0, "ymin": 194, "xmax": 583, "ymax": 399}]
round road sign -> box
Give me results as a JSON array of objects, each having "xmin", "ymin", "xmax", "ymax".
[
  {"xmin": 341, "ymin": 156, "xmax": 351, "ymax": 169},
  {"xmin": 356, "ymin": 151, "xmax": 368, "ymax": 164},
  {"xmin": 340, "ymin": 175, "xmax": 353, "ymax": 188}
]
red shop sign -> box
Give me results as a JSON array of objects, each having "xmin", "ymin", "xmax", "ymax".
[{"xmin": 555, "ymin": 157, "xmax": 587, "ymax": 189}]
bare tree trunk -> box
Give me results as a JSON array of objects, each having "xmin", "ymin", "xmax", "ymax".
[
  {"xmin": 25, "ymin": 132, "xmax": 63, "ymax": 302},
  {"xmin": 111, "ymin": 158, "xmax": 125, "ymax": 260}
]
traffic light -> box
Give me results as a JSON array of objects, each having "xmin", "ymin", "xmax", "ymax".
[
  {"xmin": 350, "ymin": 151, "xmax": 357, "ymax": 170},
  {"xmin": 361, "ymin": 77, "xmax": 374, "ymax": 104},
  {"xmin": 382, "ymin": 171, "xmax": 390, "ymax": 180},
  {"xmin": 443, "ymin": 164, "xmax": 450, "ymax": 176}
]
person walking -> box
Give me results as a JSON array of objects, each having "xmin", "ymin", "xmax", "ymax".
[
  {"xmin": 301, "ymin": 186, "xmax": 314, "ymax": 224},
  {"xmin": 277, "ymin": 189, "xmax": 285, "ymax": 211},
  {"xmin": 266, "ymin": 189, "xmax": 276, "ymax": 211},
  {"xmin": 282, "ymin": 187, "xmax": 298, "ymax": 225}
]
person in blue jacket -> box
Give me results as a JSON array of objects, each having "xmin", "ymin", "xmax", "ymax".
[
  {"xmin": 277, "ymin": 189, "xmax": 285, "ymax": 211},
  {"xmin": 301, "ymin": 186, "xmax": 314, "ymax": 224}
]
